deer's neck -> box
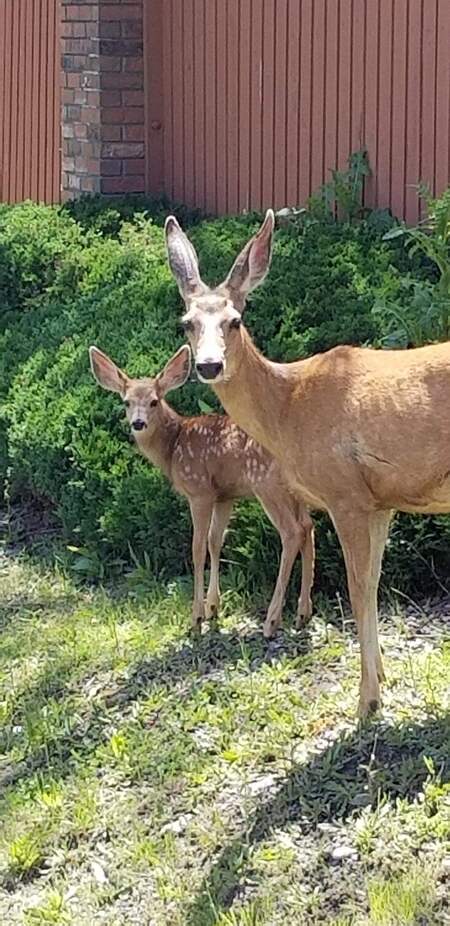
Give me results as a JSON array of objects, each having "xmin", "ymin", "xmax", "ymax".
[
  {"xmin": 214, "ymin": 328, "xmax": 301, "ymax": 454},
  {"xmin": 134, "ymin": 402, "xmax": 182, "ymax": 481}
]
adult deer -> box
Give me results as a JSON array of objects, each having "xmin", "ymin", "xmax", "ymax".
[
  {"xmin": 165, "ymin": 209, "xmax": 450, "ymax": 717},
  {"xmin": 89, "ymin": 344, "xmax": 314, "ymax": 635}
]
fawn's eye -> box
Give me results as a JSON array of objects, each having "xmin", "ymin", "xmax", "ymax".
[
  {"xmin": 229, "ymin": 316, "xmax": 241, "ymax": 330},
  {"xmin": 150, "ymin": 398, "xmax": 158, "ymax": 408},
  {"xmin": 124, "ymin": 400, "xmax": 130, "ymax": 408}
]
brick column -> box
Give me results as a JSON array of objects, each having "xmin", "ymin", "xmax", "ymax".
[{"xmin": 61, "ymin": 1, "xmax": 145, "ymax": 197}]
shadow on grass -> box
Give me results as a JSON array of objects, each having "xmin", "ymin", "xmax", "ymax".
[
  {"xmin": 0, "ymin": 621, "xmax": 313, "ymax": 794},
  {"xmin": 184, "ymin": 711, "xmax": 450, "ymax": 926}
]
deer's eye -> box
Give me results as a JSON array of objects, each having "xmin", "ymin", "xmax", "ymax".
[
  {"xmin": 229, "ymin": 316, "xmax": 241, "ymax": 331},
  {"xmin": 124, "ymin": 400, "xmax": 130, "ymax": 408},
  {"xmin": 150, "ymin": 398, "xmax": 158, "ymax": 408},
  {"xmin": 182, "ymin": 319, "xmax": 194, "ymax": 333}
]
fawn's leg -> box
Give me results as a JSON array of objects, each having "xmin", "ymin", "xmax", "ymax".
[
  {"xmin": 255, "ymin": 489, "xmax": 301, "ymax": 638},
  {"xmin": 331, "ymin": 507, "xmax": 392, "ymax": 718},
  {"xmin": 296, "ymin": 511, "xmax": 315, "ymax": 627},
  {"xmin": 190, "ymin": 497, "xmax": 214, "ymax": 629},
  {"xmin": 205, "ymin": 499, "xmax": 234, "ymax": 620}
]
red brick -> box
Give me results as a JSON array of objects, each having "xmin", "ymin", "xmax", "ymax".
[
  {"xmin": 100, "ymin": 71, "xmax": 141, "ymax": 88},
  {"xmin": 100, "ymin": 158, "xmax": 123, "ymax": 176},
  {"xmin": 99, "ymin": 5, "xmax": 141, "ymax": 21},
  {"xmin": 67, "ymin": 72, "xmax": 82, "ymax": 88},
  {"xmin": 122, "ymin": 124, "xmax": 144, "ymax": 142},
  {"xmin": 85, "ymin": 90, "xmax": 101, "ymax": 107},
  {"xmin": 68, "ymin": 174, "xmax": 82, "ymax": 190},
  {"xmin": 99, "ymin": 39, "xmax": 143, "ymax": 57},
  {"xmin": 62, "ymin": 88, "xmax": 76, "ymax": 104},
  {"xmin": 81, "ymin": 176, "xmax": 101, "ymax": 193},
  {"xmin": 123, "ymin": 158, "xmax": 144, "ymax": 175},
  {"xmin": 100, "ymin": 176, "xmax": 145, "ymax": 194},
  {"xmin": 64, "ymin": 38, "xmax": 97, "ymax": 55},
  {"xmin": 74, "ymin": 89, "xmax": 88, "ymax": 105},
  {"xmin": 121, "ymin": 90, "xmax": 144, "ymax": 107},
  {"xmin": 123, "ymin": 56, "xmax": 143, "ymax": 72},
  {"xmin": 101, "ymin": 141, "xmax": 144, "ymax": 158},
  {"xmin": 121, "ymin": 21, "xmax": 142, "ymax": 38},
  {"xmin": 81, "ymin": 72, "xmax": 100, "ymax": 89},
  {"xmin": 98, "ymin": 21, "xmax": 121, "ymax": 38},
  {"xmin": 100, "ymin": 90, "xmax": 122, "ymax": 107},
  {"xmin": 80, "ymin": 106, "xmax": 102, "ymax": 124},
  {"xmin": 97, "ymin": 56, "xmax": 122, "ymax": 73},
  {"xmin": 62, "ymin": 156, "xmax": 76, "ymax": 171},
  {"xmin": 99, "ymin": 124, "xmax": 122, "ymax": 141},
  {"xmin": 74, "ymin": 157, "xmax": 89, "ymax": 173},
  {"xmin": 103, "ymin": 106, "xmax": 144, "ymax": 125},
  {"xmin": 65, "ymin": 5, "xmax": 97, "ymax": 21},
  {"xmin": 74, "ymin": 123, "xmax": 88, "ymax": 139},
  {"xmin": 66, "ymin": 139, "xmax": 83, "ymax": 157}
]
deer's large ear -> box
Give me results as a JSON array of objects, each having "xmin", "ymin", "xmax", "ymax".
[
  {"xmin": 156, "ymin": 344, "xmax": 192, "ymax": 397},
  {"xmin": 223, "ymin": 209, "xmax": 274, "ymax": 302},
  {"xmin": 89, "ymin": 346, "xmax": 128, "ymax": 397},
  {"xmin": 165, "ymin": 216, "xmax": 204, "ymax": 299}
]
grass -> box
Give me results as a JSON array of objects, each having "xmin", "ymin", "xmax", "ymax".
[{"xmin": 0, "ymin": 548, "xmax": 449, "ymax": 925}]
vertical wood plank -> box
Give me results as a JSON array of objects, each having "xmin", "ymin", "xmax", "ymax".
[
  {"xmin": 337, "ymin": 0, "xmax": 352, "ymax": 172},
  {"xmin": 192, "ymin": 0, "xmax": 206, "ymax": 210},
  {"xmin": 420, "ymin": 0, "xmax": 437, "ymax": 198},
  {"xmin": 238, "ymin": 0, "xmax": 251, "ymax": 211},
  {"xmin": 273, "ymin": 0, "xmax": 288, "ymax": 207},
  {"xmin": 285, "ymin": 0, "xmax": 301, "ymax": 206},
  {"xmin": 377, "ymin": 0, "xmax": 393, "ymax": 210},
  {"xmin": 250, "ymin": 0, "xmax": 264, "ymax": 209},
  {"xmin": 405, "ymin": 0, "xmax": 422, "ymax": 223},
  {"xmin": 145, "ymin": 0, "xmax": 164, "ymax": 197},
  {"xmin": 364, "ymin": 0, "xmax": 379, "ymax": 208},
  {"xmin": 215, "ymin": 0, "xmax": 228, "ymax": 213},
  {"xmin": 261, "ymin": 0, "xmax": 276, "ymax": 207},
  {"xmin": 183, "ymin": 0, "xmax": 195, "ymax": 205},
  {"xmin": 227, "ymin": 0, "xmax": 240, "ymax": 213},
  {"xmin": 435, "ymin": 0, "xmax": 450, "ymax": 197},
  {"xmin": 390, "ymin": 0, "xmax": 408, "ymax": 220},
  {"xmin": 204, "ymin": 0, "xmax": 217, "ymax": 212},
  {"xmin": 298, "ymin": 0, "xmax": 313, "ymax": 203},
  {"xmin": 310, "ymin": 0, "xmax": 326, "ymax": 192}
]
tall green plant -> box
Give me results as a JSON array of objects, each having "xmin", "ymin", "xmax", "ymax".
[{"xmin": 377, "ymin": 186, "xmax": 450, "ymax": 346}]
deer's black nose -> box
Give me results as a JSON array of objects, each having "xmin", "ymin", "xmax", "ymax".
[
  {"xmin": 196, "ymin": 361, "xmax": 223, "ymax": 380},
  {"xmin": 132, "ymin": 419, "xmax": 146, "ymax": 431}
]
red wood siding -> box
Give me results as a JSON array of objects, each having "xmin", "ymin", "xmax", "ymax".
[
  {"xmin": 0, "ymin": 0, "xmax": 60, "ymax": 203},
  {"xmin": 148, "ymin": 0, "xmax": 450, "ymax": 223}
]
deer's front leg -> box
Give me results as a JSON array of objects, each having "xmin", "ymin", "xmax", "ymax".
[
  {"xmin": 206, "ymin": 499, "xmax": 233, "ymax": 621},
  {"xmin": 190, "ymin": 498, "xmax": 214, "ymax": 630}
]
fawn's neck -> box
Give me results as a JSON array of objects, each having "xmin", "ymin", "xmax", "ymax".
[{"xmin": 134, "ymin": 401, "xmax": 182, "ymax": 481}]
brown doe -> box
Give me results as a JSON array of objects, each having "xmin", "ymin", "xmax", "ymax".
[
  {"xmin": 165, "ymin": 209, "xmax": 450, "ymax": 717},
  {"xmin": 89, "ymin": 344, "xmax": 314, "ymax": 635}
]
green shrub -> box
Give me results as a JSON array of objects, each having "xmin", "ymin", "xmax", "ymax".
[{"xmin": 1, "ymin": 197, "xmax": 449, "ymax": 597}]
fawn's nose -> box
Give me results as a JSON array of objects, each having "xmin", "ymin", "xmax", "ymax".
[
  {"xmin": 196, "ymin": 360, "xmax": 224, "ymax": 380},
  {"xmin": 132, "ymin": 419, "xmax": 147, "ymax": 431}
]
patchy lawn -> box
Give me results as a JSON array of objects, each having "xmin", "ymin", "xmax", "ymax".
[{"xmin": 0, "ymin": 550, "xmax": 449, "ymax": 925}]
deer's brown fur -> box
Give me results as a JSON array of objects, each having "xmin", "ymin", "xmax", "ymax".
[
  {"xmin": 89, "ymin": 344, "xmax": 314, "ymax": 633},
  {"xmin": 165, "ymin": 209, "xmax": 450, "ymax": 717}
]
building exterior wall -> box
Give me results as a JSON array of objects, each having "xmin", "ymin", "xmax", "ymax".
[
  {"xmin": 1, "ymin": 1, "xmax": 449, "ymax": 221},
  {"xmin": 61, "ymin": 0, "xmax": 145, "ymax": 197},
  {"xmin": 151, "ymin": 0, "xmax": 450, "ymax": 224},
  {"xmin": 0, "ymin": 0, "xmax": 60, "ymax": 203}
]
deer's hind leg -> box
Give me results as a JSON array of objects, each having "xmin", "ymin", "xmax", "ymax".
[{"xmin": 205, "ymin": 499, "xmax": 234, "ymax": 621}]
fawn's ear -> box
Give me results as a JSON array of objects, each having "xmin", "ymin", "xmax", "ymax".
[
  {"xmin": 89, "ymin": 346, "xmax": 128, "ymax": 397},
  {"xmin": 157, "ymin": 345, "xmax": 192, "ymax": 396},
  {"xmin": 223, "ymin": 209, "xmax": 274, "ymax": 304},
  {"xmin": 164, "ymin": 215, "xmax": 205, "ymax": 299}
]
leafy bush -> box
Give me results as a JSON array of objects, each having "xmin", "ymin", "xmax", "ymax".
[{"xmin": 1, "ymin": 197, "xmax": 450, "ymax": 597}]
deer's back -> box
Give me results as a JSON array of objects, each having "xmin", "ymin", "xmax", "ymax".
[{"xmin": 172, "ymin": 414, "xmax": 285, "ymax": 501}]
